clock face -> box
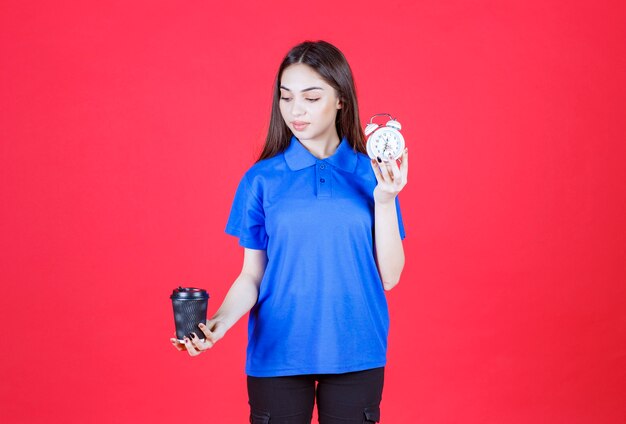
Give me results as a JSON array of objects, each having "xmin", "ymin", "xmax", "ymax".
[{"xmin": 368, "ymin": 128, "xmax": 405, "ymax": 161}]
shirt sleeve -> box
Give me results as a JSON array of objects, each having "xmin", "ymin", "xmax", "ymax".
[
  {"xmin": 224, "ymin": 173, "xmax": 268, "ymax": 250},
  {"xmin": 396, "ymin": 195, "xmax": 406, "ymax": 240}
]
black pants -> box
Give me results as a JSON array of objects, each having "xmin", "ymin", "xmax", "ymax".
[{"xmin": 247, "ymin": 366, "xmax": 384, "ymax": 424}]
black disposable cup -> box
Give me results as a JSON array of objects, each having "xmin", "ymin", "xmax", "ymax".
[{"xmin": 170, "ymin": 286, "xmax": 209, "ymax": 342}]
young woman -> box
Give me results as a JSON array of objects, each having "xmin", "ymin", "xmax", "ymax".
[{"xmin": 170, "ymin": 40, "xmax": 408, "ymax": 423}]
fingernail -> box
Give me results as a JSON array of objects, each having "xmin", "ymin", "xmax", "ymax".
[
  {"xmin": 199, "ymin": 323, "xmax": 205, "ymax": 328},
  {"xmin": 377, "ymin": 156, "xmax": 382, "ymax": 163}
]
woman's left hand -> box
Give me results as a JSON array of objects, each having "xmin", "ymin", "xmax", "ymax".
[{"xmin": 370, "ymin": 147, "xmax": 409, "ymax": 204}]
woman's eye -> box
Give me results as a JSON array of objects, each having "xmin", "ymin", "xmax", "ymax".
[{"xmin": 280, "ymin": 97, "xmax": 319, "ymax": 102}]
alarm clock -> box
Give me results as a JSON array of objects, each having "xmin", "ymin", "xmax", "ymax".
[{"xmin": 364, "ymin": 113, "xmax": 405, "ymax": 162}]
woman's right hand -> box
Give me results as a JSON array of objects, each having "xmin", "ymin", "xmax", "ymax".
[{"xmin": 169, "ymin": 318, "xmax": 228, "ymax": 357}]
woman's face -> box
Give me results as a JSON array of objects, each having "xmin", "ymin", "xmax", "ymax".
[{"xmin": 279, "ymin": 63, "xmax": 342, "ymax": 142}]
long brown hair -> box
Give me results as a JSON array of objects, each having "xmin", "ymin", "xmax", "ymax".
[{"xmin": 255, "ymin": 40, "xmax": 367, "ymax": 163}]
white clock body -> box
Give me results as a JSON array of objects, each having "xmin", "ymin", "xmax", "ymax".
[{"xmin": 364, "ymin": 114, "xmax": 405, "ymax": 162}]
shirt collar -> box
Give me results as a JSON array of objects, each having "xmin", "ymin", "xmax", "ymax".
[{"xmin": 284, "ymin": 134, "xmax": 358, "ymax": 173}]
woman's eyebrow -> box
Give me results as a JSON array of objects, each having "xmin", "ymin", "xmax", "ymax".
[{"xmin": 280, "ymin": 85, "xmax": 324, "ymax": 92}]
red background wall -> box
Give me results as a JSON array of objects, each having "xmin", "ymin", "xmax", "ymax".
[{"xmin": 1, "ymin": 1, "xmax": 625, "ymax": 422}]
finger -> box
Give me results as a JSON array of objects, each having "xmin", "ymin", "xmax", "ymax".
[
  {"xmin": 190, "ymin": 332, "xmax": 214, "ymax": 351},
  {"xmin": 183, "ymin": 337, "xmax": 201, "ymax": 356},
  {"xmin": 389, "ymin": 155, "xmax": 402, "ymax": 185},
  {"xmin": 170, "ymin": 337, "xmax": 186, "ymax": 351},
  {"xmin": 370, "ymin": 159, "xmax": 383, "ymax": 183},
  {"xmin": 199, "ymin": 323, "xmax": 221, "ymax": 348},
  {"xmin": 198, "ymin": 321, "xmax": 215, "ymax": 337},
  {"xmin": 189, "ymin": 332, "xmax": 202, "ymax": 349},
  {"xmin": 198, "ymin": 322, "xmax": 219, "ymax": 344},
  {"xmin": 377, "ymin": 156, "xmax": 392, "ymax": 182},
  {"xmin": 400, "ymin": 148, "xmax": 408, "ymax": 181},
  {"xmin": 202, "ymin": 322, "xmax": 225, "ymax": 345}
]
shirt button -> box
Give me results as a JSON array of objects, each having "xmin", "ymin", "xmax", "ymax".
[
  {"xmin": 320, "ymin": 178, "xmax": 325, "ymax": 183},
  {"xmin": 320, "ymin": 164, "xmax": 326, "ymax": 169}
]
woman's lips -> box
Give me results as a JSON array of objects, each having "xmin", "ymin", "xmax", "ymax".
[{"xmin": 293, "ymin": 122, "xmax": 309, "ymax": 131}]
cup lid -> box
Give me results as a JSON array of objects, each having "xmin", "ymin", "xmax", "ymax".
[{"xmin": 170, "ymin": 286, "xmax": 209, "ymax": 300}]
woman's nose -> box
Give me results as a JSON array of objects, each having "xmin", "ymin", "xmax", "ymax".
[{"xmin": 290, "ymin": 98, "xmax": 306, "ymax": 116}]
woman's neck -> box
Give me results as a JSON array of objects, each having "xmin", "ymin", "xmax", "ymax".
[{"xmin": 298, "ymin": 133, "xmax": 341, "ymax": 160}]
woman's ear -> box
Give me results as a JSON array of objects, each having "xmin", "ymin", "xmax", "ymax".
[{"xmin": 336, "ymin": 98, "xmax": 342, "ymax": 109}]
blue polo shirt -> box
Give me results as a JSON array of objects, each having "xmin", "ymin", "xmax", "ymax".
[{"xmin": 224, "ymin": 134, "xmax": 406, "ymax": 377}]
